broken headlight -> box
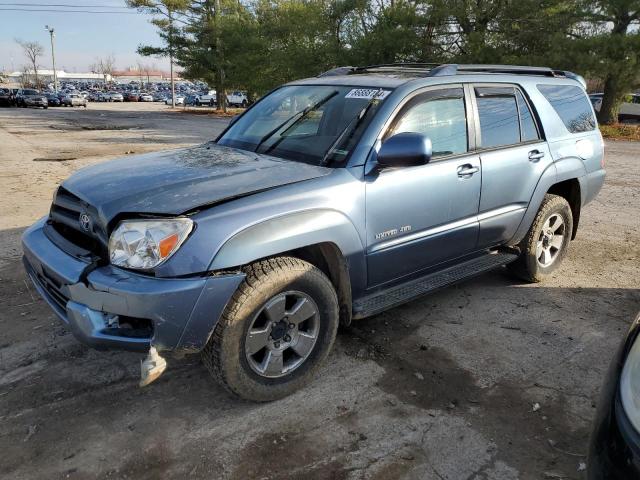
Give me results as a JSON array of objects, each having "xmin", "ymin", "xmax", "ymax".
[
  {"xmin": 620, "ymin": 314, "xmax": 640, "ymax": 433},
  {"xmin": 108, "ymin": 218, "xmax": 193, "ymax": 270}
]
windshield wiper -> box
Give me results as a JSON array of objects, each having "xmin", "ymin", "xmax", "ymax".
[
  {"xmin": 320, "ymin": 89, "xmax": 382, "ymax": 166},
  {"xmin": 253, "ymin": 90, "xmax": 339, "ymax": 154}
]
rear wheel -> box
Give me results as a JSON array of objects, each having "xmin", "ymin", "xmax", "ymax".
[
  {"xmin": 202, "ymin": 257, "xmax": 339, "ymax": 401},
  {"xmin": 508, "ymin": 194, "xmax": 573, "ymax": 283}
]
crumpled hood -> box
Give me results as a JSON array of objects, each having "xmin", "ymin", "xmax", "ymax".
[{"xmin": 62, "ymin": 142, "xmax": 331, "ymax": 223}]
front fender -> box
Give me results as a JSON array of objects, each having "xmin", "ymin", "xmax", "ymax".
[{"xmin": 209, "ymin": 209, "xmax": 367, "ymax": 295}]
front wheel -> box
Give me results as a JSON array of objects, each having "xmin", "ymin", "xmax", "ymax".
[
  {"xmin": 508, "ymin": 194, "xmax": 573, "ymax": 283},
  {"xmin": 202, "ymin": 257, "xmax": 339, "ymax": 401}
]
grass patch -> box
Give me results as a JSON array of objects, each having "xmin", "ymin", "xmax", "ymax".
[
  {"xmin": 600, "ymin": 123, "xmax": 640, "ymax": 141},
  {"xmin": 171, "ymin": 107, "xmax": 243, "ymax": 117}
]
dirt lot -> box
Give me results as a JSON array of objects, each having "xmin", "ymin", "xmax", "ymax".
[{"xmin": 0, "ymin": 102, "xmax": 638, "ymax": 480}]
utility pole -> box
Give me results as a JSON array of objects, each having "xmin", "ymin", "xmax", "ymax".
[{"xmin": 45, "ymin": 25, "xmax": 57, "ymax": 92}]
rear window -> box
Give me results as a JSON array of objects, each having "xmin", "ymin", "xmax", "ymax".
[{"xmin": 537, "ymin": 84, "xmax": 596, "ymax": 133}]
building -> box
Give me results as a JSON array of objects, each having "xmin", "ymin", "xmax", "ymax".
[
  {"xmin": 1, "ymin": 69, "xmax": 111, "ymax": 86},
  {"xmin": 112, "ymin": 68, "xmax": 180, "ymax": 83}
]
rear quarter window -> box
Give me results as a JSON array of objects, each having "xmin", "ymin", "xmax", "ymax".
[{"xmin": 537, "ymin": 84, "xmax": 596, "ymax": 133}]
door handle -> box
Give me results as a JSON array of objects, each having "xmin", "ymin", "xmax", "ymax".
[
  {"xmin": 528, "ymin": 150, "xmax": 545, "ymax": 162},
  {"xmin": 457, "ymin": 164, "xmax": 479, "ymax": 177}
]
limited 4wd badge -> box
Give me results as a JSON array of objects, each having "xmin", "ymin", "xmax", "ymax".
[
  {"xmin": 345, "ymin": 89, "xmax": 390, "ymax": 100},
  {"xmin": 375, "ymin": 225, "xmax": 412, "ymax": 240}
]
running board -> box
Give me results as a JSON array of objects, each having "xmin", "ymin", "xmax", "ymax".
[{"xmin": 353, "ymin": 252, "xmax": 518, "ymax": 319}]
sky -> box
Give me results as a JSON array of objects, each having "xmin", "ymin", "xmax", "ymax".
[{"xmin": 0, "ymin": 1, "xmax": 169, "ymax": 73}]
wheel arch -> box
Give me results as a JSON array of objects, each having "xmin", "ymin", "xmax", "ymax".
[
  {"xmin": 209, "ymin": 210, "xmax": 367, "ymax": 324},
  {"xmin": 547, "ymin": 178, "xmax": 581, "ymax": 240}
]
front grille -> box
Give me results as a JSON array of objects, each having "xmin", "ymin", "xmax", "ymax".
[
  {"xmin": 49, "ymin": 187, "xmax": 107, "ymax": 258},
  {"xmin": 25, "ymin": 258, "xmax": 69, "ymax": 312}
]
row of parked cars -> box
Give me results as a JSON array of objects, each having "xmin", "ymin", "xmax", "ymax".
[
  {"xmin": 1, "ymin": 86, "xmax": 252, "ymax": 110},
  {"xmin": 0, "ymin": 88, "xmax": 87, "ymax": 108}
]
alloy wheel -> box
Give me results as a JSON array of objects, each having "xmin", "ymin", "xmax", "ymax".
[
  {"xmin": 536, "ymin": 213, "xmax": 565, "ymax": 267},
  {"xmin": 244, "ymin": 291, "xmax": 320, "ymax": 378}
]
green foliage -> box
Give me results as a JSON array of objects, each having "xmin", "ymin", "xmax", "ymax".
[{"xmin": 128, "ymin": 0, "xmax": 640, "ymax": 121}]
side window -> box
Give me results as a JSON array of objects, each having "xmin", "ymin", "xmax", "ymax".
[
  {"xmin": 475, "ymin": 87, "xmax": 520, "ymax": 148},
  {"xmin": 537, "ymin": 84, "xmax": 596, "ymax": 133},
  {"xmin": 516, "ymin": 90, "xmax": 540, "ymax": 142},
  {"xmin": 391, "ymin": 87, "xmax": 467, "ymax": 157}
]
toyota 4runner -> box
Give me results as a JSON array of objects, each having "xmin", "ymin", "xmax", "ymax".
[{"xmin": 22, "ymin": 64, "xmax": 605, "ymax": 401}]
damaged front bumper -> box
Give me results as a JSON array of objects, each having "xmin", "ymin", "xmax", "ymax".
[{"xmin": 22, "ymin": 217, "xmax": 244, "ymax": 354}]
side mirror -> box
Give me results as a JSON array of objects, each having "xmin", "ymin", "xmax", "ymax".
[{"xmin": 376, "ymin": 132, "xmax": 432, "ymax": 168}]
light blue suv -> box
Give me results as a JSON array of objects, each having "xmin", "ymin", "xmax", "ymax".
[{"xmin": 22, "ymin": 64, "xmax": 605, "ymax": 400}]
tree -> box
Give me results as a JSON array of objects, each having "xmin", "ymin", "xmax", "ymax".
[
  {"xmin": 578, "ymin": 0, "xmax": 640, "ymax": 124},
  {"xmin": 15, "ymin": 39, "xmax": 44, "ymax": 87},
  {"xmin": 91, "ymin": 54, "xmax": 116, "ymax": 84},
  {"xmin": 127, "ymin": 0, "xmax": 191, "ymax": 107}
]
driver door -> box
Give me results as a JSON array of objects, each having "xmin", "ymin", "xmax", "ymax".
[{"xmin": 365, "ymin": 85, "xmax": 482, "ymax": 287}]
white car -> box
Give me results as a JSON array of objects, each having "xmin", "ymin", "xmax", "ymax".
[
  {"xmin": 165, "ymin": 95, "xmax": 185, "ymax": 105},
  {"xmin": 109, "ymin": 92, "xmax": 124, "ymax": 102},
  {"xmin": 139, "ymin": 93, "xmax": 153, "ymax": 102},
  {"xmin": 196, "ymin": 90, "xmax": 216, "ymax": 106},
  {"xmin": 227, "ymin": 90, "xmax": 249, "ymax": 107},
  {"xmin": 196, "ymin": 90, "xmax": 248, "ymax": 107}
]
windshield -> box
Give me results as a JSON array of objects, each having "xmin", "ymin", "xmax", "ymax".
[{"xmin": 217, "ymin": 85, "xmax": 390, "ymax": 166}]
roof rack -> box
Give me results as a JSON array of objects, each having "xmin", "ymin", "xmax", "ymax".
[{"xmin": 318, "ymin": 63, "xmax": 585, "ymax": 87}]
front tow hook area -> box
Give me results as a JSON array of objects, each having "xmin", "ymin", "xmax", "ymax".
[{"xmin": 140, "ymin": 347, "xmax": 167, "ymax": 387}]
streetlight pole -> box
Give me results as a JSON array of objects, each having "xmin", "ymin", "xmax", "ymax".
[{"xmin": 45, "ymin": 25, "xmax": 57, "ymax": 92}]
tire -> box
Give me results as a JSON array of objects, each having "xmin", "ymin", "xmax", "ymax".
[
  {"xmin": 195, "ymin": 99, "xmax": 201, "ymax": 106},
  {"xmin": 508, "ymin": 194, "xmax": 573, "ymax": 283},
  {"xmin": 202, "ymin": 257, "xmax": 339, "ymax": 401},
  {"xmin": 242, "ymin": 100, "xmax": 247, "ymax": 107}
]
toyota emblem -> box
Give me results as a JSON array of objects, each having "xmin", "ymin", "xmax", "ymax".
[{"xmin": 79, "ymin": 213, "xmax": 91, "ymax": 232}]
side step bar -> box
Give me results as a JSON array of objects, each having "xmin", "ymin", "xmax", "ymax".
[{"xmin": 353, "ymin": 251, "xmax": 518, "ymax": 319}]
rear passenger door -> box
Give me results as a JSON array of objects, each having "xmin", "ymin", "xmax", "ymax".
[{"xmin": 471, "ymin": 85, "xmax": 552, "ymax": 249}]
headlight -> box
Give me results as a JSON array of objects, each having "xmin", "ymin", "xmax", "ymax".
[
  {"xmin": 620, "ymin": 316, "xmax": 640, "ymax": 433},
  {"xmin": 108, "ymin": 218, "xmax": 193, "ymax": 270}
]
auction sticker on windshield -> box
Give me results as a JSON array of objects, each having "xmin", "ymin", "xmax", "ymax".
[{"xmin": 345, "ymin": 89, "xmax": 391, "ymax": 100}]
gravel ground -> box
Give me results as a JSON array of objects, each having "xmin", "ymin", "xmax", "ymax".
[{"xmin": 0, "ymin": 103, "xmax": 638, "ymax": 480}]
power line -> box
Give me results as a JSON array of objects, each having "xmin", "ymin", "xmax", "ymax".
[
  {"xmin": 0, "ymin": 7, "xmax": 139, "ymax": 13},
  {"xmin": 0, "ymin": 3, "xmax": 130, "ymax": 7}
]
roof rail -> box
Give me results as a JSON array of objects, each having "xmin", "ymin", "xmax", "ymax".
[
  {"xmin": 317, "ymin": 63, "xmax": 586, "ymax": 87},
  {"xmin": 441, "ymin": 64, "xmax": 559, "ymax": 77}
]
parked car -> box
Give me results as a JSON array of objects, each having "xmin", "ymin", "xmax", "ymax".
[
  {"xmin": 588, "ymin": 312, "xmax": 640, "ymax": 479},
  {"xmin": 45, "ymin": 93, "xmax": 61, "ymax": 107},
  {"xmin": 61, "ymin": 93, "xmax": 88, "ymax": 108},
  {"xmin": 197, "ymin": 90, "xmax": 249, "ymax": 107},
  {"xmin": 593, "ymin": 93, "xmax": 640, "ymax": 122},
  {"xmin": 164, "ymin": 94, "xmax": 185, "ymax": 105},
  {"xmin": 124, "ymin": 92, "xmax": 139, "ymax": 102},
  {"xmin": 227, "ymin": 90, "xmax": 249, "ymax": 107},
  {"xmin": 589, "ymin": 93, "xmax": 603, "ymax": 107},
  {"xmin": 15, "ymin": 89, "xmax": 48, "ymax": 109},
  {"xmin": 184, "ymin": 94, "xmax": 199, "ymax": 106},
  {"xmin": 109, "ymin": 92, "xmax": 124, "ymax": 102},
  {"xmin": 196, "ymin": 89, "xmax": 216, "ymax": 106},
  {"xmin": 88, "ymin": 92, "xmax": 101, "ymax": 102},
  {"xmin": 139, "ymin": 93, "xmax": 154, "ymax": 102},
  {"xmin": 21, "ymin": 63, "xmax": 605, "ymax": 401},
  {"xmin": 0, "ymin": 87, "xmax": 14, "ymax": 106},
  {"xmin": 153, "ymin": 92, "xmax": 166, "ymax": 102}
]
